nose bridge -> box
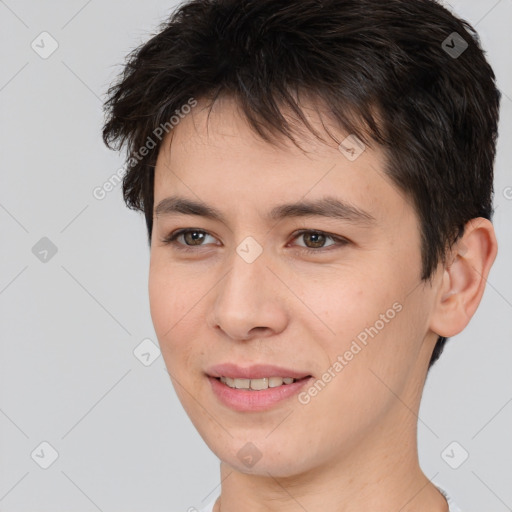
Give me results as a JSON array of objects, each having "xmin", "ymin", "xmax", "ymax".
[
  {"xmin": 219, "ymin": 240, "xmax": 271, "ymax": 310},
  {"xmin": 210, "ymin": 237, "xmax": 288, "ymax": 339}
]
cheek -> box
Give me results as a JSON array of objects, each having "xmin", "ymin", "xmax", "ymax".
[
  {"xmin": 148, "ymin": 266, "xmax": 205, "ymax": 384},
  {"xmin": 148, "ymin": 259, "xmax": 196, "ymax": 346},
  {"xmin": 310, "ymin": 269, "xmax": 415, "ymax": 372},
  {"xmin": 148, "ymin": 266, "xmax": 173, "ymax": 338},
  {"xmin": 297, "ymin": 267, "xmax": 391, "ymax": 342}
]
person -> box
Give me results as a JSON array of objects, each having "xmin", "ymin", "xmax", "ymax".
[{"xmin": 102, "ymin": 0, "xmax": 500, "ymax": 510}]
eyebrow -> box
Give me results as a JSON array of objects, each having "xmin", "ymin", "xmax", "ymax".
[{"xmin": 154, "ymin": 195, "xmax": 376, "ymax": 225}]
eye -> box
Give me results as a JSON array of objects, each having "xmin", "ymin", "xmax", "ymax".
[
  {"xmin": 290, "ymin": 229, "xmax": 348, "ymax": 254},
  {"xmin": 160, "ymin": 228, "xmax": 349, "ymax": 255},
  {"xmin": 160, "ymin": 228, "xmax": 217, "ymax": 251}
]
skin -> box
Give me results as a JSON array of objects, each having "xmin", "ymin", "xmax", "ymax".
[{"xmin": 148, "ymin": 95, "xmax": 497, "ymax": 512}]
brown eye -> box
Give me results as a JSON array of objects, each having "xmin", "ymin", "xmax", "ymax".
[
  {"xmin": 291, "ymin": 229, "xmax": 349, "ymax": 254},
  {"xmin": 161, "ymin": 229, "xmax": 217, "ymax": 249},
  {"xmin": 302, "ymin": 231, "xmax": 328, "ymax": 249},
  {"xmin": 183, "ymin": 230, "xmax": 207, "ymax": 246}
]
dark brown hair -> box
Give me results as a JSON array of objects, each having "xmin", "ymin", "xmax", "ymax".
[{"xmin": 102, "ymin": 0, "xmax": 501, "ymax": 367}]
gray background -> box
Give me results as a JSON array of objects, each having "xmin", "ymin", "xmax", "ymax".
[{"xmin": 0, "ymin": 0, "xmax": 511, "ymax": 511}]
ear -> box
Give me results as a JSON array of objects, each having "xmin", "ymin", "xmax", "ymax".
[{"xmin": 429, "ymin": 217, "xmax": 498, "ymax": 338}]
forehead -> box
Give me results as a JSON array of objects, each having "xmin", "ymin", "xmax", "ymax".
[
  {"xmin": 160, "ymin": 95, "xmax": 378, "ymax": 167},
  {"xmin": 153, "ymin": 96, "xmax": 412, "ymax": 227}
]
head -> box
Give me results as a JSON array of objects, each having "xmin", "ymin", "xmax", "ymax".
[{"xmin": 102, "ymin": 0, "xmax": 499, "ymax": 478}]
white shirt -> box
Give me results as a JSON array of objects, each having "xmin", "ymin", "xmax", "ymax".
[{"xmin": 198, "ymin": 486, "xmax": 462, "ymax": 512}]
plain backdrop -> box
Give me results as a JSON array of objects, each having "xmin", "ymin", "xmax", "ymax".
[{"xmin": 0, "ymin": 1, "xmax": 511, "ymax": 511}]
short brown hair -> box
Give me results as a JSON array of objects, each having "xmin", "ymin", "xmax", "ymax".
[{"xmin": 102, "ymin": 0, "xmax": 501, "ymax": 367}]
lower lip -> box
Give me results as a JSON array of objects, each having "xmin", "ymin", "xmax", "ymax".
[{"xmin": 208, "ymin": 376, "xmax": 313, "ymax": 412}]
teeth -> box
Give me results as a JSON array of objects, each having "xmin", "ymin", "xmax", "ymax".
[
  {"xmin": 233, "ymin": 378, "xmax": 250, "ymax": 389},
  {"xmin": 269, "ymin": 377, "xmax": 284, "ymax": 387},
  {"xmin": 219, "ymin": 376, "xmax": 299, "ymax": 390},
  {"xmin": 250, "ymin": 378, "xmax": 268, "ymax": 390}
]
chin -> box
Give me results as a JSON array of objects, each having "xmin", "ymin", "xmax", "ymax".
[{"xmin": 209, "ymin": 438, "xmax": 314, "ymax": 478}]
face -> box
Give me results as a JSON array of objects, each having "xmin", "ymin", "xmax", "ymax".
[{"xmin": 149, "ymin": 96, "xmax": 442, "ymax": 477}]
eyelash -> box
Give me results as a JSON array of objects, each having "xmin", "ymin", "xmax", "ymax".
[{"xmin": 160, "ymin": 228, "xmax": 349, "ymax": 255}]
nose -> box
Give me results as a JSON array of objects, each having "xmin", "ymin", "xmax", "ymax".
[{"xmin": 207, "ymin": 247, "xmax": 289, "ymax": 342}]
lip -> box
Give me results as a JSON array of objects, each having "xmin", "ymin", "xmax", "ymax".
[
  {"xmin": 208, "ymin": 375, "xmax": 313, "ymax": 412},
  {"xmin": 205, "ymin": 363, "xmax": 313, "ymax": 412},
  {"xmin": 205, "ymin": 363, "xmax": 311, "ymax": 380}
]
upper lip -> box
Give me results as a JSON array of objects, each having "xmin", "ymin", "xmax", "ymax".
[{"xmin": 206, "ymin": 363, "xmax": 311, "ymax": 380}]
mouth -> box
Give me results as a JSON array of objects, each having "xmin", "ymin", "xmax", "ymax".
[
  {"xmin": 205, "ymin": 363, "xmax": 314, "ymax": 411},
  {"xmin": 214, "ymin": 375, "xmax": 311, "ymax": 391}
]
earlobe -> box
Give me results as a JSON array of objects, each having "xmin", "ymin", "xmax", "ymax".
[{"xmin": 430, "ymin": 218, "xmax": 498, "ymax": 338}]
